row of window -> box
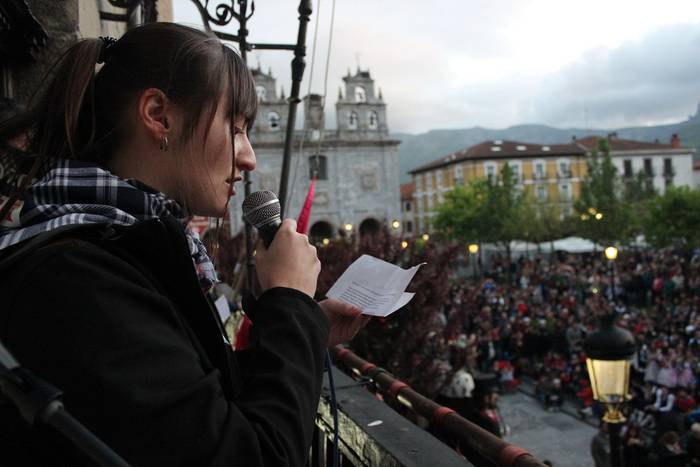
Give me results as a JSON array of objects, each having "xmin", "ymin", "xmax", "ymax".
[
  {"xmin": 347, "ymin": 110, "xmax": 379, "ymax": 130},
  {"xmin": 420, "ymin": 159, "xmax": 574, "ymax": 190},
  {"xmin": 622, "ymin": 158, "xmax": 674, "ymax": 178},
  {"xmin": 482, "ymin": 159, "xmax": 572, "ymax": 181},
  {"xmin": 259, "ymin": 110, "xmax": 380, "ymax": 131},
  {"xmin": 256, "ymin": 84, "xmax": 370, "ymax": 103}
]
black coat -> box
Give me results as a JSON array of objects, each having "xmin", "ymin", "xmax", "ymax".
[{"xmin": 0, "ymin": 216, "xmax": 329, "ymax": 466}]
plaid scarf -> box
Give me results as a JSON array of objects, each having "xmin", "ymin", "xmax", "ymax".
[{"xmin": 0, "ymin": 157, "xmax": 218, "ymax": 290}]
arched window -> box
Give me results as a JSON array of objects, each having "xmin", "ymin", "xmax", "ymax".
[
  {"xmin": 368, "ymin": 111, "xmax": 378, "ymax": 129},
  {"xmin": 354, "ymin": 86, "xmax": 366, "ymax": 103},
  {"xmin": 348, "ymin": 112, "xmax": 358, "ymax": 130},
  {"xmin": 309, "ymin": 155, "xmax": 327, "ymax": 180},
  {"xmin": 255, "ymin": 85, "xmax": 266, "ymax": 102},
  {"xmin": 267, "ymin": 111, "xmax": 280, "ymax": 130}
]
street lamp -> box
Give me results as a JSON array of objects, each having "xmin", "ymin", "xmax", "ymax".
[
  {"xmin": 584, "ymin": 314, "xmax": 635, "ymax": 467},
  {"xmin": 605, "ymin": 246, "xmax": 618, "ymax": 303},
  {"xmin": 468, "ymin": 243, "xmax": 479, "ymax": 280},
  {"xmin": 344, "ymin": 223, "xmax": 353, "ymax": 233},
  {"xmin": 392, "ymin": 220, "xmax": 401, "ymax": 229},
  {"xmin": 422, "ymin": 233, "xmax": 430, "ymax": 242},
  {"xmin": 400, "ymin": 240, "xmax": 408, "ymax": 249}
]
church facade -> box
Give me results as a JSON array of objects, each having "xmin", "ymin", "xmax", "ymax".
[{"xmin": 226, "ymin": 67, "xmax": 402, "ymax": 241}]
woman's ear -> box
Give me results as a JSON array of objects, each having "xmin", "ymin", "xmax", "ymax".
[{"xmin": 138, "ymin": 88, "xmax": 172, "ymax": 141}]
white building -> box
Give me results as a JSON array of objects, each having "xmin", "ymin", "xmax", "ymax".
[
  {"xmin": 226, "ymin": 67, "xmax": 402, "ymax": 241},
  {"xmin": 576, "ymin": 134, "xmax": 695, "ymax": 193}
]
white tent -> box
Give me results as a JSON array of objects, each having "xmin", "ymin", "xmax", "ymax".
[
  {"xmin": 549, "ymin": 236, "xmax": 604, "ymax": 253},
  {"xmin": 509, "ymin": 241, "xmax": 541, "ymax": 253}
]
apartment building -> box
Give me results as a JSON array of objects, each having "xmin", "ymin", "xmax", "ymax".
[{"xmin": 407, "ymin": 140, "xmax": 587, "ymax": 234}]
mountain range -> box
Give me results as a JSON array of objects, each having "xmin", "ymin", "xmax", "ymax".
[{"xmin": 392, "ymin": 104, "xmax": 700, "ymax": 183}]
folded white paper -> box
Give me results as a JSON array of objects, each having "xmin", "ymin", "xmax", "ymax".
[{"xmin": 326, "ymin": 254, "xmax": 425, "ymax": 317}]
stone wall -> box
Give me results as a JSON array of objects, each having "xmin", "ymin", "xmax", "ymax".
[
  {"xmin": 11, "ymin": 0, "xmax": 171, "ymax": 105},
  {"xmin": 13, "ymin": 0, "xmax": 81, "ymax": 104},
  {"xmin": 227, "ymin": 139, "xmax": 402, "ymax": 237}
]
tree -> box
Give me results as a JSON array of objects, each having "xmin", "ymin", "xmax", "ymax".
[
  {"xmin": 621, "ymin": 169, "xmax": 658, "ymax": 238},
  {"xmin": 519, "ymin": 199, "xmax": 568, "ymax": 247},
  {"xmin": 644, "ymin": 186, "xmax": 700, "ymax": 248},
  {"xmin": 434, "ymin": 162, "xmax": 525, "ymax": 263},
  {"xmin": 575, "ymin": 139, "xmax": 633, "ymax": 244}
]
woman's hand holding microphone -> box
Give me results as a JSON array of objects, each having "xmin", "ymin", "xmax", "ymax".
[
  {"xmin": 255, "ymin": 219, "xmax": 320, "ymax": 299},
  {"xmin": 254, "ymin": 218, "xmax": 369, "ymax": 346}
]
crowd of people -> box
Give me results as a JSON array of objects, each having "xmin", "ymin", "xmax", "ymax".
[{"xmin": 429, "ymin": 247, "xmax": 700, "ymax": 466}]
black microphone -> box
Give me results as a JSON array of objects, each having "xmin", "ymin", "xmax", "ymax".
[{"xmin": 242, "ymin": 190, "xmax": 282, "ymax": 248}]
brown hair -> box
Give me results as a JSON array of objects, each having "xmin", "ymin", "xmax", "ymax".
[{"xmin": 0, "ymin": 22, "xmax": 257, "ymax": 217}]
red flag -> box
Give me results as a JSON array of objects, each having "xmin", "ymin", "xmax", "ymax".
[
  {"xmin": 296, "ymin": 176, "xmax": 316, "ymax": 234},
  {"xmin": 234, "ymin": 315, "xmax": 252, "ymax": 350}
]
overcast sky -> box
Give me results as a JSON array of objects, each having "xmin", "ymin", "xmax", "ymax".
[{"xmin": 174, "ymin": 0, "xmax": 700, "ymax": 134}]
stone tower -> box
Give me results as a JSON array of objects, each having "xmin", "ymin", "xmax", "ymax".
[
  {"xmin": 336, "ymin": 68, "xmax": 388, "ymax": 139},
  {"xmin": 250, "ymin": 66, "xmax": 288, "ymax": 136},
  {"xmin": 236, "ymin": 64, "xmax": 401, "ymax": 241}
]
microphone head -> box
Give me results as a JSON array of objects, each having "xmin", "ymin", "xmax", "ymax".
[{"xmin": 242, "ymin": 190, "xmax": 281, "ymax": 228}]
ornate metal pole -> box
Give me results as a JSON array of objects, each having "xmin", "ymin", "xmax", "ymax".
[{"xmin": 277, "ymin": 0, "xmax": 312, "ymax": 217}]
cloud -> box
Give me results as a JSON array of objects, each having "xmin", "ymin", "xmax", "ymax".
[
  {"xmin": 528, "ymin": 23, "xmax": 700, "ymax": 128},
  {"xmin": 174, "ymin": 1, "xmax": 700, "ymax": 132}
]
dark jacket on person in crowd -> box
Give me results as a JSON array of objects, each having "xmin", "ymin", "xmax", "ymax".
[{"xmin": 0, "ymin": 216, "xmax": 330, "ymax": 466}]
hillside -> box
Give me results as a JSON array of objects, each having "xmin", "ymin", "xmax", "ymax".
[{"xmin": 394, "ymin": 109, "xmax": 700, "ymax": 183}]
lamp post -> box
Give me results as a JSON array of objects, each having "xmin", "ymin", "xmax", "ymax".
[
  {"xmin": 605, "ymin": 246, "xmax": 618, "ymax": 304},
  {"xmin": 468, "ymin": 243, "xmax": 479, "ymax": 281},
  {"xmin": 584, "ymin": 314, "xmax": 635, "ymax": 467}
]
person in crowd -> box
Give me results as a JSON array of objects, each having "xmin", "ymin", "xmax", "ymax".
[
  {"xmin": 623, "ymin": 423, "xmax": 649, "ymax": 467},
  {"xmin": 687, "ymin": 423, "xmax": 700, "ymax": 466},
  {"xmin": 0, "ymin": 23, "xmax": 366, "ymax": 466},
  {"xmin": 654, "ymin": 431, "xmax": 688, "ymax": 467},
  {"xmin": 471, "ymin": 386, "xmax": 508, "ymax": 438},
  {"xmin": 674, "ymin": 388, "xmax": 696, "ymax": 414},
  {"xmin": 436, "ymin": 349, "xmax": 475, "ymax": 419}
]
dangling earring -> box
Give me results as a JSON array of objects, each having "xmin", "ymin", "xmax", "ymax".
[{"xmin": 159, "ymin": 135, "xmax": 169, "ymax": 152}]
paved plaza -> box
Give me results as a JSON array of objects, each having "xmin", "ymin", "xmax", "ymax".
[{"xmin": 499, "ymin": 391, "xmax": 597, "ymax": 467}]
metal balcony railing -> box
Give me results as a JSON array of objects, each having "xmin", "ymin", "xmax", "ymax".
[{"xmin": 311, "ymin": 346, "xmax": 547, "ymax": 467}]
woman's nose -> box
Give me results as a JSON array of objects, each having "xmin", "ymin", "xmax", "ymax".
[{"xmin": 236, "ymin": 137, "xmax": 256, "ymax": 172}]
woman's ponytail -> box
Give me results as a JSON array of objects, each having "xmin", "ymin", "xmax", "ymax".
[
  {"xmin": 33, "ymin": 38, "xmax": 103, "ymax": 160},
  {"xmin": 0, "ymin": 38, "xmax": 103, "ymax": 223}
]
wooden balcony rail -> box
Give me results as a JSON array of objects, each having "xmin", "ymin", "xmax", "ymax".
[{"xmin": 331, "ymin": 346, "xmax": 547, "ymax": 467}]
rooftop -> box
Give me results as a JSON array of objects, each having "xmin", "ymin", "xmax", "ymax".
[
  {"xmin": 575, "ymin": 135, "xmax": 686, "ymax": 151},
  {"xmin": 409, "ymin": 140, "xmax": 585, "ymax": 174},
  {"xmin": 400, "ymin": 182, "xmax": 415, "ymax": 200}
]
